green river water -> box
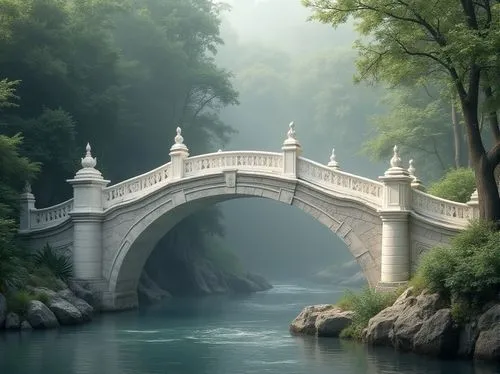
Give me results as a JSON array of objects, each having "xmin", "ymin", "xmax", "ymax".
[{"xmin": 0, "ymin": 283, "xmax": 498, "ymax": 374}]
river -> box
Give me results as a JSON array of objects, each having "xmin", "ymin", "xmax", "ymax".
[{"xmin": 0, "ymin": 283, "xmax": 498, "ymax": 374}]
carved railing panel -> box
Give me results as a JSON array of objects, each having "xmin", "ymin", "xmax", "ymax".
[
  {"xmin": 297, "ymin": 158, "xmax": 383, "ymax": 206},
  {"xmin": 184, "ymin": 151, "xmax": 283, "ymax": 177},
  {"xmin": 411, "ymin": 189, "xmax": 473, "ymax": 226},
  {"xmin": 30, "ymin": 199, "xmax": 74, "ymax": 229},
  {"xmin": 104, "ymin": 163, "xmax": 171, "ymax": 208}
]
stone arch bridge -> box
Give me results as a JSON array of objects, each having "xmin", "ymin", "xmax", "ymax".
[{"xmin": 19, "ymin": 123, "xmax": 479, "ymax": 310}]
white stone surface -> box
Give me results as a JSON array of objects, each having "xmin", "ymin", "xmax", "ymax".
[{"xmin": 18, "ymin": 135, "xmax": 474, "ymax": 310}]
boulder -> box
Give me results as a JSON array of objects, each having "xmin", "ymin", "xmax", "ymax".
[
  {"xmin": 290, "ymin": 304, "xmax": 335, "ymax": 335},
  {"xmin": 0, "ymin": 293, "xmax": 6, "ymax": 327},
  {"xmin": 413, "ymin": 308, "xmax": 459, "ymax": 357},
  {"xmin": 68, "ymin": 280, "xmax": 100, "ymax": 310},
  {"xmin": 71, "ymin": 298, "xmax": 94, "ymax": 322},
  {"xmin": 26, "ymin": 300, "xmax": 59, "ymax": 329},
  {"xmin": 56, "ymin": 288, "xmax": 94, "ymax": 321},
  {"xmin": 315, "ymin": 309, "xmax": 354, "ymax": 337},
  {"xmin": 478, "ymin": 304, "xmax": 500, "ymax": 331},
  {"xmin": 364, "ymin": 294, "xmax": 416, "ymax": 346},
  {"xmin": 5, "ymin": 312, "xmax": 20, "ymax": 330},
  {"xmin": 474, "ymin": 323, "xmax": 500, "ymax": 361},
  {"xmin": 393, "ymin": 287, "xmax": 415, "ymax": 306},
  {"xmin": 57, "ymin": 289, "xmax": 76, "ymax": 302},
  {"xmin": 391, "ymin": 292, "xmax": 446, "ymax": 351},
  {"xmin": 48, "ymin": 299, "xmax": 84, "ymax": 325},
  {"xmin": 457, "ymin": 321, "xmax": 479, "ymax": 358},
  {"xmin": 31, "ymin": 287, "xmax": 59, "ymax": 301},
  {"xmin": 20, "ymin": 320, "xmax": 32, "ymax": 330}
]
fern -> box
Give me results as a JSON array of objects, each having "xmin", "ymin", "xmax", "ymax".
[{"xmin": 32, "ymin": 244, "xmax": 73, "ymax": 282}]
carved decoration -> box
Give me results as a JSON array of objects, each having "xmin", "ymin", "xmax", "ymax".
[
  {"xmin": 297, "ymin": 158, "xmax": 383, "ymax": 206},
  {"xmin": 412, "ymin": 189, "xmax": 472, "ymax": 224},
  {"xmin": 390, "ymin": 145, "xmax": 402, "ymax": 168},
  {"xmin": 30, "ymin": 199, "xmax": 74, "ymax": 229},
  {"xmin": 81, "ymin": 143, "xmax": 97, "ymax": 169}
]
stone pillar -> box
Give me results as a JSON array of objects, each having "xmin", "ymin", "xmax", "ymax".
[
  {"xmin": 378, "ymin": 146, "xmax": 413, "ymax": 284},
  {"xmin": 67, "ymin": 143, "xmax": 109, "ymax": 280},
  {"xmin": 19, "ymin": 182, "xmax": 35, "ymax": 231},
  {"xmin": 169, "ymin": 127, "xmax": 189, "ymax": 180},
  {"xmin": 466, "ymin": 189, "xmax": 480, "ymax": 219},
  {"xmin": 282, "ymin": 122, "xmax": 302, "ymax": 177}
]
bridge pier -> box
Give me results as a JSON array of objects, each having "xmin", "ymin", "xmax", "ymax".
[
  {"xmin": 67, "ymin": 144, "xmax": 109, "ymax": 281},
  {"xmin": 378, "ymin": 146, "xmax": 413, "ymax": 285}
]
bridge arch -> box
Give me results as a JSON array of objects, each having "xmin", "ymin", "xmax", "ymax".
[
  {"xmin": 103, "ymin": 172, "xmax": 382, "ymax": 309},
  {"xmin": 19, "ymin": 127, "xmax": 480, "ymax": 311}
]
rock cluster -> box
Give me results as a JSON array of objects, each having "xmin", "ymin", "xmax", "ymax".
[
  {"xmin": 290, "ymin": 304, "xmax": 354, "ymax": 337},
  {"xmin": 290, "ymin": 288, "xmax": 500, "ymax": 362},
  {"xmin": 0, "ymin": 282, "xmax": 97, "ymax": 331},
  {"xmin": 363, "ymin": 288, "xmax": 500, "ymax": 361}
]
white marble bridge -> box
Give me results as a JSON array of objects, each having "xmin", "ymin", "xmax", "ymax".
[{"xmin": 19, "ymin": 123, "xmax": 478, "ymax": 310}]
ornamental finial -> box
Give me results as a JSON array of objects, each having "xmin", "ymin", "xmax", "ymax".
[
  {"xmin": 175, "ymin": 127, "xmax": 184, "ymax": 145},
  {"xmin": 287, "ymin": 121, "xmax": 296, "ymax": 140},
  {"xmin": 23, "ymin": 181, "xmax": 32, "ymax": 194},
  {"xmin": 390, "ymin": 145, "xmax": 402, "ymax": 168},
  {"xmin": 328, "ymin": 148, "xmax": 339, "ymax": 169},
  {"xmin": 408, "ymin": 159, "xmax": 415, "ymax": 177},
  {"xmin": 81, "ymin": 142, "xmax": 97, "ymax": 169}
]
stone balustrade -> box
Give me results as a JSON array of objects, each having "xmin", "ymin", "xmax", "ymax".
[
  {"xmin": 411, "ymin": 189, "xmax": 475, "ymax": 228},
  {"xmin": 297, "ymin": 158, "xmax": 383, "ymax": 208},
  {"xmin": 21, "ymin": 124, "xmax": 479, "ymax": 234},
  {"xmin": 104, "ymin": 163, "xmax": 171, "ymax": 209},
  {"xmin": 29, "ymin": 198, "xmax": 74, "ymax": 230}
]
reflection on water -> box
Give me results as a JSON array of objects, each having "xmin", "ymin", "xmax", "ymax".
[{"xmin": 0, "ymin": 283, "xmax": 499, "ymax": 374}]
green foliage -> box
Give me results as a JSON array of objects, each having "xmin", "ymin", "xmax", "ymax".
[
  {"xmin": 6, "ymin": 289, "xmax": 50, "ymax": 316},
  {"xmin": 6, "ymin": 290, "xmax": 33, "ymax": 316},
  {"xmin": 428, "ymin": 168, "xmax": 476, "ymax": 203},
  {"xmin": 32, "ymin": 244, "xmax": 72, "ymax": 282},
  {"xmin": 0, "ymin": 126, "xmax": 38, "ymax": 293},
  {"xmin": 337, "ymin": 287, "xmax": 398, "ymax": 339},
  {"xmin": 363, "ymin": 86, "xmax": 458, "ymax": 181},
  {"xmin": 413, "ymin": 221, "xmax": 500, "ymax": 321},
  {"xmin": 26, "ymin": 265, "xmax": 65, "ymax": 291}
]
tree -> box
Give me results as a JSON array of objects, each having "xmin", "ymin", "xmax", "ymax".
[
  {"xmin": 0, "ymin": 79, "xmax": 39, "ymax": 292},
  {"xmin": 363, "ymin": 85, "xmax": 463, "ymax": 181},
  {"xmin": 303, "ymin": 0, "xmax": 500, "ymax": 222}
]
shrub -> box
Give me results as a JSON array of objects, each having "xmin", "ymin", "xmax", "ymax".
[
  {"xmin": 0, "ymin": 219, "xmax": 29, "ymax": 293},
  {"xmin": 414, "ymin": 220, "xmax": 500, "ymax": 322},
  {"xmin": 33, "ymin": 290, "xmax": 50, "ymax": 304},
  {"xmin": 428, "ymin": 168, "xmax": 476, "ymax": 203},
  {"xmin": 7, "ymin": 290, "xmax": 34, "ymax": 316},
  {"xmin": 337, "ymin": 287, "xmax": 399, "ymax": 339},
  {"xmin": 32, "ymin": 244, "xmax": 72, "ymax": 282},
  {"xmin": 27, "ymin": 265, "xmax": 64, "ymax": 291}
]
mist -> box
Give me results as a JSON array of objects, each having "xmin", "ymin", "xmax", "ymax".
[{"xmin": 212, "ymin": 0, "xmax": 387, "ymax": 282}]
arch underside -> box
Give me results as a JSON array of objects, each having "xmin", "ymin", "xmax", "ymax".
[{"xmin": 103, "ymin": 172, "xmax": 383, "ymax": 307}]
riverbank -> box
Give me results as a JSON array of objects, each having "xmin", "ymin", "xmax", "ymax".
[
  {"xmin": 0, "ymin": 280, "xmax": 99, "ymax": 330},
  {"xmin": 0, "ymin": 270, "xmax": 272, "ymax": 331},
  {"xmin": 290, "ymin": 287, "xmax": 500, "ymax": 362}
]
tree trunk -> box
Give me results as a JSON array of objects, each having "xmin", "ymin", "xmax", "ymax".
[
  {"xmin": 462, "ymin": 100, "xmax": 500, "ymax": 223},
  {"xmin": 451, "ymin": 101, "xmax": 462, "ymax": 168}
]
